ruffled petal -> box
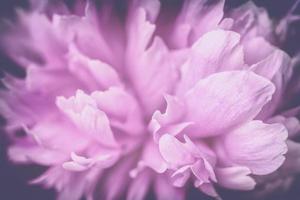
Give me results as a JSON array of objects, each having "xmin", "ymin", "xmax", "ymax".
[{"xmin": 56, "ymin": 90, "xmax": 118, "ymax": 147}]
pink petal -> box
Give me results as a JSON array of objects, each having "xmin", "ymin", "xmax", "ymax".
[
  {"xmin": 229, "ymin": 1, "xmax": 273, "ymax": 41},
  {"xmin": 171, "ymin": 0, "xmax": 225, "ymax": 47},
  {"xmin": 127, "ymin": 170, "xmax": 152, "ymax": 200},
  {"xmin": 250, "ymin": 48, "xmax": 290, "ymax": 80},
  {"xmin": 8, "ymin": 145, "xmax": 66, "ymax": 165},
  {"xmin": 126, "ymin": 6, "xmax": 156, "ymax": 58},
  {"xmin": 184, "ymin": 71, "xmax": 275, "ymax": 137},
  {"xmin": 222, "ymin": 120, "xmax": 288, "ymax": 175},
  {"xmin": 131, "ymin": 141, "xmax": 167, "ymax": 176},
  {"xmin": 29, "ymin": 118, "xmax": 89, "ymax": 153},
  {"xmin": 67, "ymin": 44, "xmax": 122, "ymax": 91},
  {"xmin": 62, "ymin": 152, "xmax": 119, "ymax": 172},
  {"xmin": 150, "ymin": 95, "xmax": 191, "ymax": 141},
  {"xmin": 26, "ymin": 65, "xmax": 82, "ymax": 96},
  {"xmin": 243, "ymin": 37, "xmax": 274, "ymax": 65},
  {"xmin": 158, "ymin": 134, "xmax": 195, "ymax": 167},
  {"xmin": 267, "ymin": 116, "xmax": 300, "ymax": 138},
  {"xmin": 127, "ymin": 36, "xmax": 177, "ymax": 115},
  {"xmin": 102, "ymin": 156, "xmax": 137, "ymax": 200},
  {"xmin": 172, "ymin": 165, "xmax": 191, "ymax": 187},
  {"xmin": 154, "ymin": 176, "xmax": 185, "ymax": 200},
  {"xmin": 91, "ymin": 87, "xmax": 145, "ymax": 136},
  {"xmin": 198, "ymin": 183, "xmax": 220, "ymax": 199},
  {"xmin": 177, "ymin": 30, "xmax": 244, "ymax": 95},
  {"xmin": 216, "ymin": 167, "xmax": 256, "ymax": 190},
  {"xmin": 56, "ymin": 90, "xmax": 118, "ymax": 147}
]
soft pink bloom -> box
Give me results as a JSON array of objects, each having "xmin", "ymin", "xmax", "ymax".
[{"xmin": 0, "ymin": 0, "xmax": 298, "ymax": 199}]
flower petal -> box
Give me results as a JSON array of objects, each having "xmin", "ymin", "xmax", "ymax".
[
  {"xmin": 222, "ymin": 120, "xmax": 288, "ymax": 175},
  {"xmin": 150, "ymin": 95, "xmax": 191, "ymax": 141},
  {"xmin": 127, "ymin": 36, "xmax": 177, "ymax": 115},
  {"xmin": 56, "ymin": 90, "xmax": 118, "ymax": 147},
  {"xmin": 91, "ymin": 87, "xmax": 144, "ymax": 136},
  {"xmin": 67, "ymin": 44, "xmax": 122, "ymax": 91},
  {"xmin": 177, "ymin": 30, "xmax": 244, "ymax": 95},
  {"xmin": 154, "ymin": 176, "xmax": 185, "ymax": 200},
  {"xmin": 216, "ymin": 167, "xmax": 256, "ymax": 190},
  {"xmin": 184, "ymin": 71, "xmax": 275, "ymax": 137},
  {"xmin": 171, "ymin": 0, "xmax": 225, "ymax": 47},
  {"xmin": 229, "ymin": 1, "xmax": 273, "ymax": 41},
  {"xmin": 131, "ymin": 141, "xmax": 167, "ymax": 176},
  {"xmin": 8, "ymin": 145, "xmax": 66, "ymax": 165},
  {"xmin": 127, "ymin": 170, "xmax": 152, "ymax": 200},
  {"xmin": 250, "ymin": 48, "xmax": 290, "ymax": 80},
  {"xmin": 158, "ymin": 134, "xmax": 195, "ymax": 167}
]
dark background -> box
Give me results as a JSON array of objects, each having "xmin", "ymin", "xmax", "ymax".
[{"xmin": 0, "ymin": 0, "xmax": 299, "ymax": 199}]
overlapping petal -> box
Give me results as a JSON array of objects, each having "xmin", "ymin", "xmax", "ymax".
[{"xmin": 0, "ymin": 0, "xmax": 297, "ymax": 200}]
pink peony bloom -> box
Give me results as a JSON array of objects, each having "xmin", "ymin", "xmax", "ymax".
[{"xmin": 0, "ymin": 0, "xmax": 299, "ymax": 199}]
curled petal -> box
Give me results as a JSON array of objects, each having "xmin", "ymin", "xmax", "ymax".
[
  {"xmin": 159, "ymin": 134, "xmax": 195, "ymax": 167},
  {"xmin": 150, "ymin": 95, "xmax": 191, "ymax": 141}
]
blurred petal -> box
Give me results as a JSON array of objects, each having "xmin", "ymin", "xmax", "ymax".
[{"xmin": 56, "ymin": 90, "xmax": 118, "ymax": 147}]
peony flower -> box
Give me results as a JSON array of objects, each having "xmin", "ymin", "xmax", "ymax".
[{"xmin": 0, "ymin": 0, "xmax": 299, "ymax": 199}]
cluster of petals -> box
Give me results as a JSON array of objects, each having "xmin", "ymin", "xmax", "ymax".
[{"xmin": 1, "ymin": 0, "xmax": 299, "ymax": 199}]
